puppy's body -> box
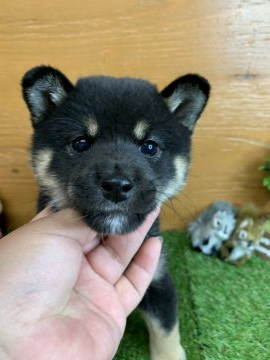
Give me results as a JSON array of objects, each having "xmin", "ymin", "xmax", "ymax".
[{"xmin": 22, "ymin": 66, "xmax": 210, "ymax": 360}]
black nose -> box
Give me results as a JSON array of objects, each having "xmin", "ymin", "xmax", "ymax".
[{"xmin": 101, "ymin": 177, "xmax": 134, "ymax": 203}]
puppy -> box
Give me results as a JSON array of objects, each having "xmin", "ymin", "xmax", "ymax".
[{"xmin": 22, "ymin": 66, "xmax": 210, "ymax": 360}]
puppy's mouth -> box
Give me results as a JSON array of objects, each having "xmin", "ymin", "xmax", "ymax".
[
  {"xmin": 83, "ymin": 210, "xmax": 148, "ymax": 235},
  {"xmin": 67, "ymin": 181, "xmax": 158, "ymax": 234}
]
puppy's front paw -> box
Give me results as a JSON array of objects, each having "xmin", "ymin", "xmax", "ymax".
[
  {"xmin": 179, "ymin": 345, "xmax": 187, "ymax": 360},
  {"xmin": 151, "ymin": 343, "xmax": 186, "ymax": 360},
  {"xmin": 147, "ymin": 319, "xmax": 187, "ymax": 360}
]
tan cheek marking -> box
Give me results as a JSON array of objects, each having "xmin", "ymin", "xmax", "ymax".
[
  {"xmin": 86, "ymin": 117, "xmax": 98, "ymax": 137},
  {"xmin": 32, "ymin": 149, "xmax": 67, "ymax": 208},
  {"xmin": 133, "ymin": 120, "xmax": 149, "ymax": 140},
  {"xmin": 173, "ymin": 155, "xmax": 188, "ymax": 189},
  {"xmin": 157, "ymin": 155, "xmax": 188, "ymax": 203},
  {"xmin": 142, "ymin": 314, "xmax": 186, "ymax": 360},
  {"xmin": 32, "ymin": 149, "xmax": 53, "ymax": 180}
]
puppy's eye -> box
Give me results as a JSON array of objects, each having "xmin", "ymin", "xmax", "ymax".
[
  {"xmin": 140, "ymin": 140, "xmax": 158, "ymax": 156},
  {"xmin": 71, "ymin": 136, "xmax": 91, "ymax": 152}
]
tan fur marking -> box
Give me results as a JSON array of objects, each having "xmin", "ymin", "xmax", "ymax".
[
  {"xmin": 142, "ymin": 314, "xmax": 186, "ymax": 360},
  {"xmin": 133, "ymin": 120, "xmax": 149, "ymax": 140},
  {"xmin": 164, "ymin": 92, "xmax": 183, "ymax": 113},
  {"xmin": 86, "ymin": 117, "xmax": 98, "ymax": 137},
  {"xmin": 173, "ymin": 156, "xmax": 188, "ymax": 190},
  {"xmin": 33, "ymin": 149, "xmax": 53, "ymax": 180},
  {"xmin": 33, "ymin": 149, "xmax": 67, "ymax": 208},
  {"xmin": 157, "ymin": 155, "xmax": 188, "ymax": 203}
]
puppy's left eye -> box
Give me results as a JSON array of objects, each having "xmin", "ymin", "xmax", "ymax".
[
  {"xmin": 140, "ymin": 140, "xmax": 159, "ymax": 156},
  {"xmin": 71, "ymin": 136, "xmax": 91, "ymax": 152}
]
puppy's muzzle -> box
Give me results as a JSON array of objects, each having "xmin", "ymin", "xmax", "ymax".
[{"xmin": 101, "ymin": 175, "xmax": 134, "ymax": 203}]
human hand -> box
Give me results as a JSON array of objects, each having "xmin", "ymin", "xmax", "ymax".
[{"xmin": 0, "ymin": 208, "xmax": 161, "ymax": 360}]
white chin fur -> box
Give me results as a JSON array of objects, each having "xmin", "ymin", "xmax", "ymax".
[{"xmin": 103, "ymin": 214, "xmax": 127, "ymax": 234}]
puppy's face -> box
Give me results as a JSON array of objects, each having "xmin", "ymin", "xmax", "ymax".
[{"xmin": 22, "ymin": 66, "xmax": 210, "ymax": 234}]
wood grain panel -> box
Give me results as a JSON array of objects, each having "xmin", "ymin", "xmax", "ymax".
[{"xmin": 0, "ymin": 0, "xmax": 269, "ymax": 231}]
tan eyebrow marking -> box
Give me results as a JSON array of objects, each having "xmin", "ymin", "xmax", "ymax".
[
  {"xmin": 133, "ymin": 120, "xmax": 149, "ymax": 140},
  {"xmin": 86, "ymin": 117, "xmax": 99, "ymax": 137}
]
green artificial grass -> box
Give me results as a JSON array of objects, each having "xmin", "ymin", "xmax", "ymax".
[{"xmin": 114, "ymin": 232, "xmax": 270, "ymax": 360}]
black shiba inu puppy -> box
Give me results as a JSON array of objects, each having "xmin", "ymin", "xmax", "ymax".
[{"xmin": 22, "ymin": 66, "xmax": 210, "ymax": 360}]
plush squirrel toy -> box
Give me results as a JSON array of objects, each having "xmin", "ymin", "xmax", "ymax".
[
  {"xmin": 255, "ymin": 232, "xmax": 270, "ymax": 260},
  {"xmin": 188, "ymin": 201, "xmax": 237, "ymax": 256},
  {"xmin": 256, "ymin": 202, "xmax": 270, "ymax": 260},
  {"xmin": 220, "ymin": 204, "xmax": 270, "ymax": 265},
  {"xmin": 188, "ymin": 202, "xmax": 270, "ymax": 265}
]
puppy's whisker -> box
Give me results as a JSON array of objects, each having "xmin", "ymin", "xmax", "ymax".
[
  {"xmin": 188, "ymin": 173, "xmax": 217, "ymax": 188},
  {"xmin": 162, "ymin": 201, "xmax": 190, "ymax": 227}
]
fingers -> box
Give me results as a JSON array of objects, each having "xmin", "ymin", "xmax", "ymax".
[
  {"xmin": 86, "ymin": 208, "xmax": 160, "ymax": 285},
  {"xmin": 115, "ymin": 236, "xmax": 162, "ymax": 315},
  {"xmin": 30, "ymin": 207, "xmax": 51, "ymax": 221}
]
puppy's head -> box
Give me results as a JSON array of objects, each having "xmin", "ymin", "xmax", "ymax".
[{"xmin": 22, "ymin": 66, "xmax": 210, "ymax": 234}]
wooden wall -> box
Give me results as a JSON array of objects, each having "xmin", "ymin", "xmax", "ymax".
[{"xmin": 0, "ymin": 0, "xmax": 269, "ymax": 231}]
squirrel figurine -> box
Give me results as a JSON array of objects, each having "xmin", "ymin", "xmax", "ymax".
[{"xmin": 189, "ymin": 202, "xmax": 270, "ymax": 265}]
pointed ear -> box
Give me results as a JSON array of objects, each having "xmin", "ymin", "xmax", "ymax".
[
  {"xmin": 21, "ymin": 65, "xmax": 74, "ymax": 126},
  {"xmin": 161, "ymin": 74, "xmax": 210, "ymax": 132}
]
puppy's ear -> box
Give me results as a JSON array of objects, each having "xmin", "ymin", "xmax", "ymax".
[
  {"xmin": 161, "ymin": 74, "xmax": 210, "ymax": 132},
  {"xmin": 22, "ymin": 66, "xmax": 74, "ymax": 126}
]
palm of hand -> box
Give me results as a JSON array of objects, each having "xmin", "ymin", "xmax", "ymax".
[
  {"xmin": 18, "ymin": 257, "xmax": 128, "ymax": 360},
  {"xmin": 0, "ymin": 209, "xmax": 160, "ymax": 360}
]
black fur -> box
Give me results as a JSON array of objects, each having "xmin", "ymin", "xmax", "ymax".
[
  {"xmin": 22, "ymin": 66, "xmax": 73, "ymax": 125},
  {"xmin": 139, "ymin": 270, "xmax": 178, "ymax": 331},
  {"xmin": 22, "ymin": 66, "xmax": 210, "ymax": 357}
]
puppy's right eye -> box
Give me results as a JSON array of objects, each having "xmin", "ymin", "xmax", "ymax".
[
  {"xmin": 71, "ymin": 136, "xmax": 91, "ymax": 152},
  {"xmin": 140, "ymin": 140, "xmax": 159, "ymax": 156}
]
